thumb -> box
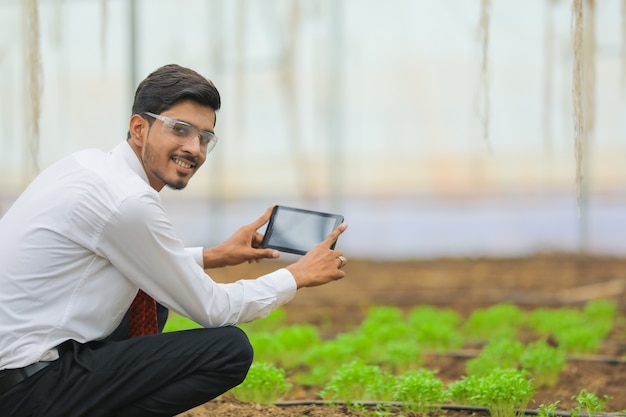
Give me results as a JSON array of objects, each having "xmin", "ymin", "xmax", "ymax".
[{"xmin": 253, "ymin": 247, "xmax": 280, "ymax": 260}]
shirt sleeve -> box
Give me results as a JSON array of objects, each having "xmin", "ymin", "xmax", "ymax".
[
  {"xmin": 185, "ymin": 247, "xmax": 204, "ymax": 267},
  {"xmin": 96, "ymin": 192, "xmax": 297, "ymax": 327}
]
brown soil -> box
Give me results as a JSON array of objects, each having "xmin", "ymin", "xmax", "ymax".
[{"xmin": 177, "ymin": 254, "xmax": 626, "ymax": 417}]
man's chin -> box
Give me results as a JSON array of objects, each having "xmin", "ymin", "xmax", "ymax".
[{"xmin": 166, "ymin": 181, "xmax": 188, "ymax": 191}]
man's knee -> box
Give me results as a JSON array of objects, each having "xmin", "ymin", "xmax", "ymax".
[
  {"xmin": 210, "ymin": 326, "xmax": 253, "ymax": 386},
  {"xmin": 229, "ymin": 326, "xmax": 254, "ymax": 382}
]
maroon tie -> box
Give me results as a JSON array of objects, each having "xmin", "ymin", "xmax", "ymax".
[{"xmin": 128, "ymin": 289, "xmax": 159, "ymax": 338}]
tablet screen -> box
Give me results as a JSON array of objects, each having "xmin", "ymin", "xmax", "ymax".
[{"xmin": 261, "ymin": 206, "xmax": 344, "ymax": 255}]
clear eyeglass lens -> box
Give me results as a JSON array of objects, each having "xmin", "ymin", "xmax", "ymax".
[
  {"xmin": 146, "ymin": 112, "xmax": 217, "ymax": 153},
  {"xmin": 162, "ymin": 121, "xmax": 198, "ymax": 146}
]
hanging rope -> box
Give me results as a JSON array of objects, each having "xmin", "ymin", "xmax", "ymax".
[
  {"xmin": 101, "ymin": 0, "xmax": 108, "ymax": 69},
  {"xmin": 622, "ymin": 0, "xmax": 626, "ymax": 92},
  {"xmin": 478, "ymin": 0, "xmax": 492, "ymax": 152},
  {"xmin": 22, "ymin": 0, "xmax": 42, "ymax": 175},
  {"xmin": 571, "ymin": 0, "xmax": 585, "ymax": 216},
  {"xmin": 542, "ymin": 0, "xmax": 556, "ymax": 156},
  {"xmin": 584, "ymin": 0, "xmax": 595, "ymax": 138}
]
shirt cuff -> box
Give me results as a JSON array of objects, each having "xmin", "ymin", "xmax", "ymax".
[
  {"xmin": 260, "ymin": 268, "xmax": 298, "ymax": 306},
  {"xmin": 185, "ymin": 247, "xmax": 204, "ymax": 268}
]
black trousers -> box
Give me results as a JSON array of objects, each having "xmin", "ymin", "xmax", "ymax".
[{"xmin": 0, "ymin": 305, "xmax": 253, "ymax": 417}]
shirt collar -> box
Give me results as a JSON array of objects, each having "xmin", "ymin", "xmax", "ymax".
[{"xmin": 110, "ymin": 140, "xmax": 150, "ymax": 185}]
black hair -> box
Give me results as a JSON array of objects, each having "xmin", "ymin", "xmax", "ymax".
[{"xmin": 127, "ymin": 64, "xmax": 221, "ymax": 138}]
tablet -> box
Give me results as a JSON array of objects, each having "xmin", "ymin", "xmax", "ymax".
[{"xmin": 261, "ymin": 205, "xmax": 344, "ymax": 255}]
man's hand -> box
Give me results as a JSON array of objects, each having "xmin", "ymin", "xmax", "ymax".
[
  {"xmin": 203, "ymin": 206, "xmax": 280, "ymax": 268},
  {"xmin": 286, "ymin": 223, "xmax": 349, "ymax": 288}
]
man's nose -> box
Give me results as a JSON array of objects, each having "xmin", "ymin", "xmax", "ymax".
[{"xmin": 181, "ymin": 135, "xmax": 203, "ymax": 154}]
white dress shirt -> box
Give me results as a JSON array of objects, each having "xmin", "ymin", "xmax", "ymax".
[{"xmin": 0, "ymin": 141, "xmax": 297, "ymax": 370}]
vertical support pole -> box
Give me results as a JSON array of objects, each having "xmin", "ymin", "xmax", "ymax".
[
  {"xmin": 128, "ymin": 0, "xmax": 138, "ymax": 110},
  {"xmin": 328, "ymin": 1, "xmax": 344, "ymax": 211}
]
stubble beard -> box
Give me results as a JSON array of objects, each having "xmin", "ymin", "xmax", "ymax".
[{"xmin": 144, "ymin": 140, "xmax": 189, "ymax": 191}]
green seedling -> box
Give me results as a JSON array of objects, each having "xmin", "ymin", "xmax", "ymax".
[
  {"xmin": 361, "ymin": 306, "xmax": 405, "ymax": 327},
  {"xmin": 357, "ymin": 306, "xmax": 412, "ymax": 346},
  {"xmin": 582, "ymin": 300, "xmax": 615, "ymax": 341},
  {"xmin": 448, "ymin": 374, "xmax": 483, "ymax": 406},
  {"xmin": 466, "ymin": 338, "xmax": 524, "ymax": 376},
  {"xmin": 330, "ymin": 368, "xmax": 399, "ymax": 415},
  {"xmin": 392, "ymin": 369, "xmax": 447, "ymax": 413},
  {"xmin": 449, "ymin": 369, "xmax": 535, "ymax": 417},
  {"xmin": 360, "ymin": 321, "xmax": 413, "ymax": 351},
  {"xmin": 526, "ymin": 307, "xmax": 584, "ymax": 336},
  {"xmin": 464, "ymin": 303, "xmax": 524, "ymax": 341},
  {"xmin": 349, "ymin": 309, "xmax": 424, "ymax": 370},
  {"xmin": 376, "ymin": 340, "xmax": 423, "ymax": 374},
  {"xmin": 320, "ymin": 360, "xmax": 381, "ymax": 405},
  {"xmin": 519, "ymin": 340, "xmax": 566, "ymax": 387},
  {"xmin": 583, "ymin": 299, "xmax": 617, "ymax": 319},
  {"xmin": 554, "ymin": 326, "xmax": 602, "ymax": 355},
  {"xmin": 407, "ymin": 305, "xmax": 464, "ymax": 352},
  {"xmin": 525, "ymin": 306, "xmax": 609, "ymax": 354},
  {"xmin": 477, "ymin": 368, "xmax": 535, "ymax": 417},
  {"xmin": 571, "ymin": 389, "xmax": 610, "ymax": 417},
  {"xmin": 299, "ymin": 333, "xmax": 368, "ymax": 386},
  {"xmin": 537, "ymin": 401, "xmax": 560, "ymax": 417},
  {"xmin": 246, "ymin": 332, "xmax": 284, "ymax": 364},
  {"xmin": 415, "ymin": 321, "xmax": 464, "ymax": 352},
  {"xmin": 408, "ymin": 305, "xmax": 463, "ymax": 328},
  {"xmin": 273, "ymin": 324, "xmax": 321, "ymax": 368},
  {"xmin": 231, "ymin": 362, "xmax": 291, "ymax": 405},
  {"xmin": 366, "ymin": 369, "xmax": 398, "ymax": 402}
]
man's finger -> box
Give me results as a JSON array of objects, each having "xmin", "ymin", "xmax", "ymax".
[
  {"xmin": 251, "ymin": 232, "xmax": 264, "ymax": 248},
  {"xmin": 253, "ymin": 248, "xmax": 280, "ymax": 260},
  {"xmin": 251, "ymin": 205, "xmax": 276, "ymax": 230},
  {"xmin": 323, "ymin": 223, "xmax": 348, "ymax": 247}
]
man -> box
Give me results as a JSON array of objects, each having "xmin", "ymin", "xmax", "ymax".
[{"xmin": 0, "ymin": 64, "xmax": 348, "ymax": 417}]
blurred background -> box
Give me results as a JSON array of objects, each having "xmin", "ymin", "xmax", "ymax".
[{"xmin": 0, "ymin": 0, "xmax": 624, "ymax": 260}]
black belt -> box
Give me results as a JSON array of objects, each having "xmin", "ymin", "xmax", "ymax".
[{"xmin": 0, "ymin": 361, "xmax": 51, "ymax": 395}]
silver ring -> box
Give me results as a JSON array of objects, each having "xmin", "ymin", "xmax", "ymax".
[{"xmin": 337, "ymin": 255, "xmax": 347, "ymax": 269}]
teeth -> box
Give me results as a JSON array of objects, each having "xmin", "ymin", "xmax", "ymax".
[{"xmin": 173, "ymin": 158, "xmax": 192, "ymax": 169}]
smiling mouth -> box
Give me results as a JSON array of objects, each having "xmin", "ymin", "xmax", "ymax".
[{"xmin": 172, "ymin": 157, "xmax": 195, "ymax": 170}]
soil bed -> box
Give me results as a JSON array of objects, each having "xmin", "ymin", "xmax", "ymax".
[{"xmin": 178, "ymin": 254, "xmax": 626, "ymax": 417}]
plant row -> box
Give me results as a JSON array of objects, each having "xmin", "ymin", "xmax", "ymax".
[
  {"xmin": 164, "ymin": 299, "xmax": 621, "ymax": 414},
  {"xmin": 233, "ymin": 360, "xmax": 611, "ymax": 417},
  {"xmin": 233, "ymin": 300, "xmax": 618, "ymax": 378}
]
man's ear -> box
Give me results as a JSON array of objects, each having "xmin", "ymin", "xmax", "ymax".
[{"xmin": 129, "ymin": 114, "xmax": 149, "ymax": 148}]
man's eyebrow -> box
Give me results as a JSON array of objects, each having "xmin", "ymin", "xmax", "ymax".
[{"xmin": 175, "ymin": 117, "xmax": 215, "ymax": 134}]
